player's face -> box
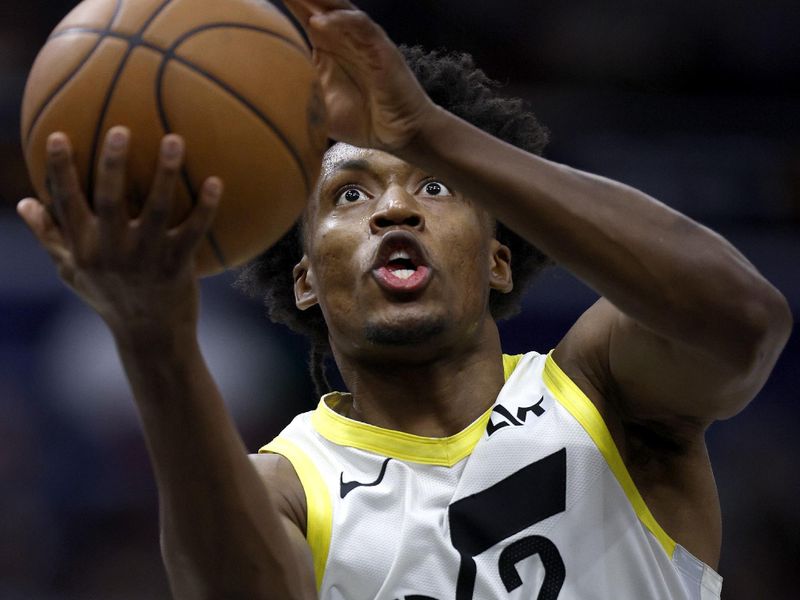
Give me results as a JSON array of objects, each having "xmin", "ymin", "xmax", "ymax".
[{"xmin": 294, "ymin": 143, "xmax": 512, "ymax": 360}]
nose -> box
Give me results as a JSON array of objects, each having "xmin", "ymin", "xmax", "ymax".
[{"xmin": 369, "ymin": 185, "xmax": 425, "ymax": 233}]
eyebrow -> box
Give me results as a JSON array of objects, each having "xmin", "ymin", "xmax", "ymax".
[{"xmin": 326, "ymin": 158, "xmax": 373, "ymax": 174}]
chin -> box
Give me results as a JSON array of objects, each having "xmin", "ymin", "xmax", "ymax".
[{"xmin": 363, "ymin": 315, "xmax": 448, "ymax": 347}]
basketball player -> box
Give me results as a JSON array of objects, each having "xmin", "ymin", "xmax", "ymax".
[{"xmin": 17, "ymin": 0, "xmax": 791, "ymax": 598}]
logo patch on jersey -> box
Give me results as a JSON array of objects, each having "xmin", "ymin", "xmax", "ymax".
[
  {"xmin": 340, "ymin": 457, "xmax": 392, "ymax": 498},
  {"xmin": 486, "ymin": 395, "xmax": 546, "ymax": 437}
]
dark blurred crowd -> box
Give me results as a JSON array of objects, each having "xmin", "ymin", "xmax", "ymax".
[{"xmin": 1, "ymin": 1, "xmax": 797, "ymax": 598}]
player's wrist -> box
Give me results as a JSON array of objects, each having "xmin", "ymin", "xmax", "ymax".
[
  {"xmin": 108, "ymin": 312, "xmax": 200, "ymax": 357},
  {"xmin": 393, "ymin": 104, "xmax": 451, "ymax": 162}
]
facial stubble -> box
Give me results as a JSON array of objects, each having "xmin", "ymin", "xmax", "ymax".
[{"xmin": 363, "ymin": 314, "xmax": 447, "ymax": 346}]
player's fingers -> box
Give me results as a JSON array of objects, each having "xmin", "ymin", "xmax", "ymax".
[
  {"xmin": 94, "ymin": 126, "xmax": 130, "ymax": 253},
  {"xmin": 283, "ymin": 0, "xmax": 358, "ymax": 50},
  {"xmin": 171, "ymin": 176, "xmax": 221, "ymax": 260},
  {"xmin": 307, "ymin": 8, "xmax": 392, "ymax": 73},
  {"xmin": 140, "ymin": 134, "xmax": 183, "ymax": 238},
  {"xmin": 283, "ymin": 0, "xmax": 357, "ymax": 24},
  {"xmin": 309, "ymin": 7, "xmax": 382, "ymax": 43},
  {"xmin": 17, "ymin": 198, "xmax": 72, "ymax": 266},
  {"xmin": 45, "ymin": 132, "xmax": 91, "ymax": 242},
  {"xmin": 282, "ymin": 0, "xmax": 315, "ymax": 30},
  {"xmin": 290, "ymin": 0, "xmax": 357, "ymax": 11}
]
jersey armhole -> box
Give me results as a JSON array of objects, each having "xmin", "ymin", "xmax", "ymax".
[
  {"xmin": 542, "ymin": 351, "xmax": 678, "ymax": 558},
  {"xmin": 260, "ymin": 437, "xmax": 332, "ymax": 591}
]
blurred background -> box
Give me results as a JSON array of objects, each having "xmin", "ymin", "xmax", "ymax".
[{"xmin": 1, "ymin": 0, "xmax": 797, "ymax": 598}]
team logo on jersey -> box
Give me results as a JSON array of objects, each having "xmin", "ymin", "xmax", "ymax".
[
  {"xmin": 486, "ymin": 395, "xmax": 546, "ymax": 437},
  {"xmin": 340, "ymin": 457, "xmax": 393, "ymax": 498}
]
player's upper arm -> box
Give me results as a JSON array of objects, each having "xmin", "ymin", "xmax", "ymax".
[
  {"xmin": 250, "ymin": 452, "xmax": 308, "ymax": 532},
  {"xmin": 554, "ymin": 296, "xmax": 790, "ymax": 433},
  {"xmin": 248, "ymin": 452, "xmax": 315, "ymax": 593}
]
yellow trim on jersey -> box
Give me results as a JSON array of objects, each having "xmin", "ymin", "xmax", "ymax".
[
  {"xmin": 309, "ymin": 354, "xmax": 520, "ymax": 467},
  {"xmin": 502, "ymin": 353, "xmax": 524, "ymax": 380},
  {"xmin": 311, "ymin": 396, "xmax": 492, "ymax": 467},
  {"xmin": 259, "ymin": 437, "xmax": 332, "ymax": 590},
  {"xmin": 542, "ymin": 352, "xmax": 678, "ymax": 558}
]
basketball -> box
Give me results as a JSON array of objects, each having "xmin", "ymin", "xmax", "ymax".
[{"xmin": 20, "ymin": 0, "xmax": 327, "ymax": 276}]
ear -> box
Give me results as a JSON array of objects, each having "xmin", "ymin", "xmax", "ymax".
[
  {"xmin": 293, "ymin": 255, "xmax": 318, "ymax": 310},
  {"xmin": 488, "ymin": 239, "xmax": 513, "ymax": 294}
]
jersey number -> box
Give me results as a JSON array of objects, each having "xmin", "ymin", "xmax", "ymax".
[
  {"xmin": 395, "ymin": 449, "xmax": 567, "ymax": 600},
  {"xmin": 449, "ymin": 447, "xmax": 566, "ymax": 600}
]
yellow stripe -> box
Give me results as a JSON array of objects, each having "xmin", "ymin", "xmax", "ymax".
[
  {"xmin": 502, "ymin": 353, "xmax": 524, "ymax": 380},
  {"xmin": 259, "ymin": 437, "xmax": 332, "ymax": 590},
  {"xmin": 542, "ymin": 352, "xmax": 677, "ymax": 557},
  {"xmin": 312, "ymin": 397, "xmax": 492, "ymax": 467},
  {"xmin": 309, "ymin": 354, "xmax": 522, "ymax": 467}
]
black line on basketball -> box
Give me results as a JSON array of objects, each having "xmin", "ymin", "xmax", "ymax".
[
  {"xmin": 154, "ymin": 23, "xmax": 316, "ymax": 270},
  {"xmin": 47, "ymin": 0, "xmax": 122, "ymax": 41},
  {"xmin": 154, "ymin": 25, "xmax": 313, "ymax": 196},
  {"xmin": 49, "ymin": 28, "xmax": 168, "ymax": 57},
  {"xmin": 25, "ymin": 32, "xmax": 102, "ymax": 147},
  {"xmin": 52, "ymin": 21, "xmax": 310, "ymax": 59},
  {"xmin": 49, "ymin": 27, "xmax": 133, "ymax": 42},
  {"xmin": 177, "ymin": 166, "xmax": 228, "ymax": 269},
  {"xmin": 25, "ymin": 0, "xmax": 123, "ymax": 147},
  {"xmin": 152, "ymin": 58, "xmax": 229, "ymax": 270},
  {"xmin": 168, "ymin": 22, "xmax": 310, "ymax": 58},
  {"xmin": 204, "ymin": 226, "xmax": 228, "ymax": 271},
  {"xmin": 143, "ymin": 61, "xmax": 229, "ymax": 272},
  {"xmin": 86, "ymin": 0, "xmax": 176, "ymax": 202},
  {"xmin": 163, "ymin": 53, "xmax": 311, "ymax": 194}
]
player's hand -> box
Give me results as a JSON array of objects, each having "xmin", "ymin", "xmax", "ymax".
[
  {"xmin": 283, "ymin": 0, "xmax": 437, "ymax": 152},
  {"xmin": 16, "ymin": 127, "xmax": 221, "ymax": 337}
]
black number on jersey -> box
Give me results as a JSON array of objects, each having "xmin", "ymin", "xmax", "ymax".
[
  {"xmin": 448, "ymin": 448, "xmax": 567, "ymax": 600},
  {"xmin": 499, "ymin": 535, "xmax": 565, "ymax": 596}
]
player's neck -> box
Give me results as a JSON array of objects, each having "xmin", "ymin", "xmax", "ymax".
[{"xmin": 331, "ymin": 317, "xmax": 506, "ymax": 438}]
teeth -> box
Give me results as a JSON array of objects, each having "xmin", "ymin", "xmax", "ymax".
[
  {"xmin": 388, "ymin": 250, "xmax": 411, "ymax": 261},
  {"xmin": 394, "ymin": 269, "xmax": 415, "ymax": 280}
]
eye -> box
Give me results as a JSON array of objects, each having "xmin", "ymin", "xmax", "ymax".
[
  {"xmin": 335, "ymin": 186, "xmax": 368, "ymax": 205},
  {"xmin": 420, "ymin": 180, "xmax": 452, "ymax": 197}
]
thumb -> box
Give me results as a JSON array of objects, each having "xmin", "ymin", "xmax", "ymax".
[{"xmin": 18, "ymin": 198, "xmax": 72, "ymax": 264}]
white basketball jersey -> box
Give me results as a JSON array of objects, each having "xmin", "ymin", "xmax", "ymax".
[{"xmin": 261, "ymin": 351, "xmax": 722, "ymax": 599}]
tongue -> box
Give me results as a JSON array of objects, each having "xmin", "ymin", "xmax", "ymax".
[{"xmin": 387, "ymin": 261, "xmax": 415, "ymax": 273}]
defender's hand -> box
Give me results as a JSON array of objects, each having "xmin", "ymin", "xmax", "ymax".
[
  {"xmin": 283, "ymin": 0, "xmax": 437, "ymax": 152},
  {"xmin": 17, "ymin": 127, "xmax": 221, "ymax": 336}
]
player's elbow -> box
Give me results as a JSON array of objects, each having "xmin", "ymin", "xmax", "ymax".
[
  {"xmin": 698, "ymin": 283, "xmax": 791, "ymax": 422},
  {"xmin": 729, "ymin": 281, "xmax": 792, "ymax": 385}
]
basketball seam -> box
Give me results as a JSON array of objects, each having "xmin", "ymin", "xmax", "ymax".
[
  {"xmin": 24, "ymin": 0, "xmax": 123, "ymax": 148},
  {"xmin": 85, "ymin": 0, "xmax": 177, "ymax": 201},
  {"xmin": 152, "ymin": 24, "xmax": 315, "ymax": 271},
  {"xmin": 50, "ymin": 22, "xmax": 310, "ymax": 58},
  {"xmin": 78, "ymin": 0, "xmax": 231, "ymax": 269},
  {"xmin": 156, "ymin": 35, "xmax": 312, "ymax": 194}
]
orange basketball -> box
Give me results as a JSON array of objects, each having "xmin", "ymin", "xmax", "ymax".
[{"xmin": 21, "ymin": 0, "xmax": 327, "ymax": 276}]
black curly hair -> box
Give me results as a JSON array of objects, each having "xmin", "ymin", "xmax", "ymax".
[{"xmin": 236, "ymin": 46, "xmax": 552, "ymax": 397}]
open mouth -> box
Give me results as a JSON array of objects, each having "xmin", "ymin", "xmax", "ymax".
[
  {"xmin": 371, "ymin": 232, "xmax": 432, "ymax": 294},
  {"xmin": 385, "ymin": 250, "xmax": 418, "ymax": 280}
]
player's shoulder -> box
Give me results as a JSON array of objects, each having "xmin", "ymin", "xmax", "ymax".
[{"xmin": 249, "ymin": 452, "xmax": 307, "ymax": 534}]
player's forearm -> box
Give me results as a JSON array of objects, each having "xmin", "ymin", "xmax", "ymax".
[
  {"xmin": 112, "ymin": 325, "xmax": 312, "ymax": 599},
  {"xmin": 403, "ymin": 108, "xmax": 791, "ymax": 368}
]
